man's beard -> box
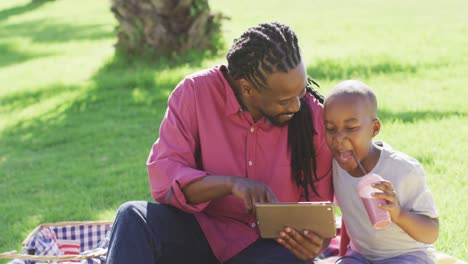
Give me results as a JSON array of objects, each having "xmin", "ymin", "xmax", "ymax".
[{"xmin": 264, "ymin": 112, "xmax": 295, "ymax": 127}]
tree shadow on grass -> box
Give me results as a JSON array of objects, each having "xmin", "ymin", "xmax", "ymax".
[
  {"xmin": 0, "ymin": 20, "xmax": 114, "ymax": 43},
  {"xmin": 307, "ymin": 57, "xmax": 445, "ymax": 81},
  {"xmin": 1, "ymin": 82, "xmax": 80, "ymax": 110},
  {"xmin": 0, "ymin": 42, "xmax": 54, "ymax": 68},
  {"xmin": 0, "ymin": 0, "xmax": 47, "ymax": 22},
  {"xmin": 379, "ymin": 109, "xmax": 466, "ymax": 123},
  {"xmin": 0, "ymin": 52, "xmax": 208, "ymax": 253},
  {"xmin": 378, "ymin": 109, "xmax": 465, "ymax": 168}
]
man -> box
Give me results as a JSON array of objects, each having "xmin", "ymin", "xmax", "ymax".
[{"xmin": 106, "ymin": 22, "xmax": 333, "ymax": 264}]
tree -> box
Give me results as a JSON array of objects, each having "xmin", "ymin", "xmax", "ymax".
[{"xmin": 111, "ymin": 0, "xmax": 225, "ymax": 59}]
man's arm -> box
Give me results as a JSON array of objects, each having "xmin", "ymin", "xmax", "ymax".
[
  {"xmin": 182, "ymin": 175, "xmax": 233, "ymax": 204},
  {"xmin": 183, "ymin": 175, "xmax": 277, "ymax": 214},
  {"xmin": 148, "ymin": 79, "xmax": 277, "ymax": 214},
  {"xmin": 147, "ymin": 79, "xmax": 213, "ymax": 213}
]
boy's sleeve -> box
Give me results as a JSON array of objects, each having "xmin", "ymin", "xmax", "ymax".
[{"xmin": 400, "ymin": 164, "xmax": 438, "ymax": 218}]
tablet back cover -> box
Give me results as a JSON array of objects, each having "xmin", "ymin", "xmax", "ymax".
[{"xmin": 255, "ymin": 202, "xmax": 336, "ymax": 238}]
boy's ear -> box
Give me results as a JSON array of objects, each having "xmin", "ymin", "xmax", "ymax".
[{"xmin": 372, "ymin": 118, "xmax": 381, "ymax": 137}]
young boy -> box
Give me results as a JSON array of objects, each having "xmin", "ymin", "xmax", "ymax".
[{"xmin": 323, "ymin": 80, "xmax": 439, "ymax": 263}]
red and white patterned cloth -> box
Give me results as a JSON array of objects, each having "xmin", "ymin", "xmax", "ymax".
[{"xmin": 8, "ymin": 223, "xmax": 112, "ymax": 264}]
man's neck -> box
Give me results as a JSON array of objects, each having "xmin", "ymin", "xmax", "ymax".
[{"xmin": 221, "ymin": 67, "xmax": 249, "ymax": 112}]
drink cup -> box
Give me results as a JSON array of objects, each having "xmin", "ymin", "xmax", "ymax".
[{"xmin": 357, "ymin": 173, "xmax": 391, "ymax": 229}]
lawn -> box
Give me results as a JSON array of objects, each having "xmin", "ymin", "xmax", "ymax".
[{"xmin": 0, "ymin": 0, "xmax": 467, "ymax": 262}]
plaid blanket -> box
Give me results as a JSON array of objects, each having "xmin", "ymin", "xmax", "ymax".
[
  {"xmin": 8, "ymin": 223, "xmax": 341, "ymax": 264},
  {"xmin": 8, "ymin": 223, "xmax": 112, "ymax": 264}
]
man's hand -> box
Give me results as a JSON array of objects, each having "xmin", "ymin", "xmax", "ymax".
[
  {"xmin": 183, "ymin": 175, "xmax": 277, "ymax": 211},
  {"xmin": 276, "ymin": 227, "xmax": 329, "ymax": 261},
  {"xmin": 230, "ymin": 177, "xmax": 278, "ymax": 214}
]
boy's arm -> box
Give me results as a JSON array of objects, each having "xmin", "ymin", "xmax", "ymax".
[
  {"xmin": 392, "ymin": 210, "xmax": 439, "ymax": 244},
  {"xmin": 373, "ymin": 180, "xmax": 439, "ymax": 244}
]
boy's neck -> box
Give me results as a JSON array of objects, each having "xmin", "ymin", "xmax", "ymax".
[{"xmin": 349, "ymin": 142, "xmax": 382, "ymax": 177}]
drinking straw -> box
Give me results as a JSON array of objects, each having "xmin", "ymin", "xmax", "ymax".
[{"xmin": 352, "ymin": 151, "xmax": 367, "ymax": 175}]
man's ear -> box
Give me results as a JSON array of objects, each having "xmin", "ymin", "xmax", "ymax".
[
  {"xmin": 372, "ymin": 118, "xmax": 381, "ymax": 137},
  {"xmin": 240, "ymin": 79, "xmax": 256, "ymax": 97}
]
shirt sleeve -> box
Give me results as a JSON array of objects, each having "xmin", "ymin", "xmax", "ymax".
[
  {"xmin": 147, "ymin": 78, "xmax": 211, "ymax": 213},
  {"xmin": 399, "ymin": 164, "xmax": 438, "ymax": 218}
]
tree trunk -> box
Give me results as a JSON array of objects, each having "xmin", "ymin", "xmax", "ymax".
[{"xmin": 111, "ymin": 0, "xmax": 225, "ymax": 58}]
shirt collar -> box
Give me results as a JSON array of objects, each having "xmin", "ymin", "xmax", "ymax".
[
  {"xmin": 218, "ymin": 65, "xmax": 244, "ymax": 116},
  {"xmin": 218, "ymin": 65, "xmax": 270, "ymax": 124}
]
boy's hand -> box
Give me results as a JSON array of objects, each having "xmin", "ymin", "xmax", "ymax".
[
  {"xmin": 372, "ymin": 181, "xmax": 439, "ymax": 244},
  {"xmin": 371, "ymin": 180, "xmax": 401, "ymax": 221}
]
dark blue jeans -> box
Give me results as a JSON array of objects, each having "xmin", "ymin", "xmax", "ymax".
[{"xmin": 106, "ymin": 201, "xmax": 312, "ymax": 264}]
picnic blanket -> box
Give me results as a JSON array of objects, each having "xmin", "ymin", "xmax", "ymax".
[
  {"xmin": 1, "ymin": 220, "xmax": 465, "ymax": 264},
  {"xmin": 0, "ymin": 222, "xmax": 343, "ymax": 264},
  {"xmin": 0, "ymin": 221, "xmax": 112, "ymax": 264}
]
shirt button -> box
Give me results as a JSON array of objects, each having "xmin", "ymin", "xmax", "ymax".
[
  {"xmin": 250, "ymin": 127, "xmax": 254, "ymax": 132},
  {"xmin": 251, "ymin": 222, "xmax": 256, "ymax": 228},
  {"xmin": 248, "ymin": 161, "xmax": 253, "ymax": 166}
]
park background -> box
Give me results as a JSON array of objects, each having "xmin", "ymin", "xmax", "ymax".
[{"xmin": 0, "ymin": 0, "xmax": 467, "ymax": 262}]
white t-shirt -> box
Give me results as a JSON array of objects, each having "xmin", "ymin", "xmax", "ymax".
[{"xmin": 333, "ymin": 141, "xmax": 438, "ymax": 261}]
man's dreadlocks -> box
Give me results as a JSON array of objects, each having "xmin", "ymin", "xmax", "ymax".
[{"xmin": 226, "ymin": 22, "xmax": 324, "ymax": 200}]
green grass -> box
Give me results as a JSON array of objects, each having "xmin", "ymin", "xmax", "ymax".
[{"xmin": 0, "ymin": 0, "xmax": 467, "ymax": 262}]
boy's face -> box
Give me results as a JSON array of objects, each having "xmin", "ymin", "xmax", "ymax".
[{"xmin": 324, "ymin": 93, "xmax": 380, "ymax": 175}]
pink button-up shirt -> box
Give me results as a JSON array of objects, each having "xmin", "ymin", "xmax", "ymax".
[{"xmin": 147, "ymin": 65, "xmax": 333, "ymax": 263}]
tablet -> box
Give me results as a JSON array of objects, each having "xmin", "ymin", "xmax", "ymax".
[{"xmin": 255, "ymin": 202, "xmax": 336, "ymax": 239}]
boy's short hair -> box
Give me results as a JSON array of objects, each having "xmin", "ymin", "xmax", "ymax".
[{"xmin": 327, "ymin": 80, "xmax": 378, "ymax": 117}]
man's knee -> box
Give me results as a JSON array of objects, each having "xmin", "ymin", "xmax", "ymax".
[
  {"xmin": 115, "ymin": 201, "xmax": 148, "ymax": 220},
  {"xmin": 115, "ymin": 201, "xmax": 181, "ymax": 222}
]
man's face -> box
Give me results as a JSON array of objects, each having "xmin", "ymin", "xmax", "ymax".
[{"xmin": 249, "ymin": 61, "xmax": 307, "ymax": 127}]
